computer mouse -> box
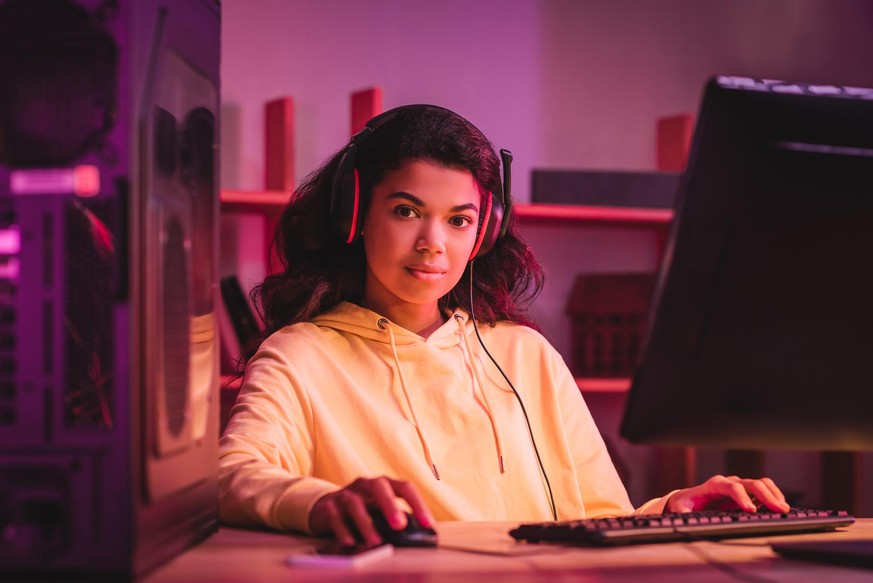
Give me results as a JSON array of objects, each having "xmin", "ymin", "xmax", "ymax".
[{"xmin": 367, "ymin": 507, "xmax": 438, "ymax": 548}]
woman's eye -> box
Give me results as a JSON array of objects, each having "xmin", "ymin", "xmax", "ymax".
[
  {"xmin": 450, "ymin": 216, "xmax": 473, "ymax": 228},
  {"xmin": 395, "ymin": 206, "xmax": 418, "ymax": 218}
]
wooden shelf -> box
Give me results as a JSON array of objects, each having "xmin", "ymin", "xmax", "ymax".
[
  {"xmin": 576, "ymin": 377, "xmax": 631, "ymax": 394},
  {"xmin": 220, "ymin": 189, "xmax": 289, "ymax": 214},
  {"xmin": 218, "ymin": 374, "xmax": 626, "ymax": 432},
  {"xmin": 220, "ymin": 189, "xmax": 289, "ymax": 272},
  {"xmin": 219, "ymin": 194, "xmax": 674, "ymax": 228},
  {"xmin": 514, "ymin": 203, "xmax": 673, "ymax": 227},
  {"xmin": 220, "ymin": 374, "xmax": 243, "ymax": 389}
]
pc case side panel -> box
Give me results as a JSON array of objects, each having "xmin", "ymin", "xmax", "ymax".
[{"xmin": 130, "ymin": 0, "xmax": 220, "ymax": 577}]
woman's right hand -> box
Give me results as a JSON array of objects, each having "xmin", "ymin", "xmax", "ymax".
[{"xmin": 308, "ymin": 476, "xmax": 435, "ymax": 546}]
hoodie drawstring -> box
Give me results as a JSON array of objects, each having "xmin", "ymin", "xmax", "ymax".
[
  {"xmin": 454, "ymin": 314, "xmax": 506, "ymax": 474},
  {"xmin": 378, "ymin": 317, "xmax": 441, "ymax": 480}
]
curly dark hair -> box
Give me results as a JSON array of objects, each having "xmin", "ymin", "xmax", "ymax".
[{"xmin": 246, "ymin": 105, "xmax": 544, "ymax": 360}]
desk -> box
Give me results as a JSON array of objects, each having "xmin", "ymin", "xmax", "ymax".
[{"xmin": 145, "ymin": 519, "xmax": 873, "ymax": 582}]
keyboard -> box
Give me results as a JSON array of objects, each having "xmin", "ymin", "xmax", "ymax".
[{"xmin": 509, "ymin": 509, "xmax": 855, "ymax": 546}]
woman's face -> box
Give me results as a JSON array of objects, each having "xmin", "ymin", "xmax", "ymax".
[{"xmin": 361, "ymin": 159, "xmax": 482, "ymax": 320}]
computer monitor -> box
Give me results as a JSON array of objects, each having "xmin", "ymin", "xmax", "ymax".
[{"xmin": 621, "ymin": 76, "xmax": 873, "ymax": 451}]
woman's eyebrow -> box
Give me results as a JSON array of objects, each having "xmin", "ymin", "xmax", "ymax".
[
  {"xmin": 387, "ymin": 191, "xmax": 425, "ymax": 206},
  {"xmin": 450, "ymin": 202, "xmax": 479, "ymax": 213},
  {"xmin": 386, "ymin": 191, "xmax": 479, "ymax": 213}
]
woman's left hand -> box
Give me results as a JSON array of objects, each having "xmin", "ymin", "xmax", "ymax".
[{"xmin": 665, "ymin": 474, "xmax": 791, "ymax": 513}]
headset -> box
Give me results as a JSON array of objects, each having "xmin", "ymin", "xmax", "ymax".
[{"xmin": 329, "ymin": 104, "xmax": 513, "ymax": 259}]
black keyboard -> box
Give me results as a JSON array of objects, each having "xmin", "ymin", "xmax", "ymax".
[{"xmin": 509, "ymin": 509, "xmax": 855, "ymax": 546}]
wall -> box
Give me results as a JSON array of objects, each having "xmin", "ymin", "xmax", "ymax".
[
  {"xmin": 222, "ymin": 0, "xmax": 873, "ymax": 196},
  {"xmin": 220, "ymin": 0, "xmax": 873, "ymax": 510}
]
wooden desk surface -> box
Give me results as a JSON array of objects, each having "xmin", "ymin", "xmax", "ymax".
[{"xmin": 145, "ymin": 518, "xmax": 873, "ymax": 582}]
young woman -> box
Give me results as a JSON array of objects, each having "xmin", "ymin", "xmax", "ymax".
[{"xmin": 218, "ymin": 105, "xmax": 789, "ymax": 547}]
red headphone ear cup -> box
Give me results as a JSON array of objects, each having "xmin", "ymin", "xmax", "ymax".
[
  {"xmin": 469, "ymin": 194, "xmax": 504, "ymax": 259},
  {"xmin": 346, "ymin": 168, "xmax": 362, "ymax": 243},
  {"xmin": 330, "ymin": 145, "xmax": 363, "ymax": 243}
]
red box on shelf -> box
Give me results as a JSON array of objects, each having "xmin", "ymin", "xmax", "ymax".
[
  {"xmin": 351, "ymin": 86, "xmax": 383, "ymax": 135},
  {"xmin": 657, "ymin": 113, "xmax": 694, "ymax": 171},
  {"xmin": 566, "ymin": 273, "xmax": 657, "ymax": 378}
]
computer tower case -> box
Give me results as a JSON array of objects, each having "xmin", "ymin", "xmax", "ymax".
[{"xmin": 0, "ymin": 0, "xmax": 220, "ymax": 577}]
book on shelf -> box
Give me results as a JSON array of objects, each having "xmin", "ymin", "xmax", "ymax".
[{"xmin": 218, "ymin": 275, "xmax": 261, "ymax": 374}]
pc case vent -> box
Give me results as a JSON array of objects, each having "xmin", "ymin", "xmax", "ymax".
[
  {"xmin": 63, "ymin": 201, "xmax": 115, "ymax": 430},
  {"xmin": 0, "ymin": 199, "xmax": 17, "ymax": 426}
]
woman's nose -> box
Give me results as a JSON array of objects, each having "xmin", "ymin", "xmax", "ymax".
[{"xmin": 415, "ymin": 221, "xmax": 445, "ymax": 253}]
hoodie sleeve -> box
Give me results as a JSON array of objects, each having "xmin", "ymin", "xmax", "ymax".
[{"xmin": 218, "ymin": 341, "xmax": 340, "ymax": 534}]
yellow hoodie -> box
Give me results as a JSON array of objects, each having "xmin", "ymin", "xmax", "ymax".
[{"xmin": 218, "ymin": 302, "xmax": 669, "ymax": 534}]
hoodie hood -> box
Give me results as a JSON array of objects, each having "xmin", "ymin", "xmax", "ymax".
[
  {"xmin": 312, "ymin": 301, "xmax": 472, "ymax": 347},
  {"xmin": 311, "ymin": 301, "xmax": 505, "ymax": 480}
]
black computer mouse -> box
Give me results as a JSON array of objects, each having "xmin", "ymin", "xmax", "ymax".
[{"xmin": 368, "ymin": 508, "xmax": 438, "ymax": 548}]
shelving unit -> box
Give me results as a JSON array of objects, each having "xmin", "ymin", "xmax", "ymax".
[{"xmin": 219, "ymin": 97, "xmax": 673, "ymax": 419}]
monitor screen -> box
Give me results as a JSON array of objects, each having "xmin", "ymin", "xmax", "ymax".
[{"xmin": 621, "ymin": 76, "xmax": 873, "ymax": 451}]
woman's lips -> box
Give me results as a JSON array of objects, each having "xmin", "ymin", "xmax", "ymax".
[{"xmin": 405, "ymin": 264, "xmax": 446, "ymax": 280}]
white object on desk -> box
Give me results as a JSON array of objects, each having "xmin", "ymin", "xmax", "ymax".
[{"xmin": 285, "ymin": 543, "xmax": 394, "ymax": 569}]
